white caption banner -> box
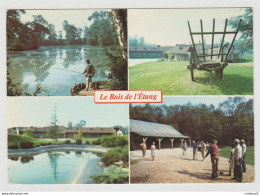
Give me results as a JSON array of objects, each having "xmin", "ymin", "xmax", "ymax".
[{"xmin": 94, "ymin": 90, "xmax": 162, "ymax": 104}]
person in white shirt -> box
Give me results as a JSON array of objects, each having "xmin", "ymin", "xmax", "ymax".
[
  {"xmin": 233, "ymin": 139, "xmax": 243, "ymax": 182},
  {"xmin": 241, "ymin": 139, "xmax": 247, "ymax": 173},
  {"xmin": 228, "ymin": 143, "xmax": 235, "ymax": 176}
]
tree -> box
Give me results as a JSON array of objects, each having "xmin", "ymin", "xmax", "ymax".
[
  {"xmin": 24, "ymin": 128, "xmax": 32, "ymax": 137},
  {"xmin": 63, "ymin": 20, "xmax": 82, "ymax": 45},
  {"xmin": 168, "ymin": 49, "xmax": 173, "ymax": 61},
  {"xmin": 47, "ymin": 104, "xmax": 62, "ymax": 141},
  {"xmin": 229, "ymin": 8, "xmax": 253, "ymax": 49},
  {"xmin": 74, "ymin": 120, "xmax": 86, "ymax": 128},
  {"xmin": 77, "ymin": 129, "xmax": 82, "ymax": 139},
  {"xmin": 7, "ymin": 11, "xmax": 50, "ymax": 50},
  {"xmin": 139, "ymin": 37, "xmax": 145, "ymax": 47},
  {"xmin": 103, "ymin": 9, "xmax": 128, "ymax": 90},
  {"xmin": 67, "ymin": 121, "xmax": 73, "ymax": 128},
  {"xmin": 48, "ymin": 24, "xmax": 57, "ymax": 42}
]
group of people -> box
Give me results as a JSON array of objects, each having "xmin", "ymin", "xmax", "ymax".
[
  {"xmin": 140, "ymin": 141, "xmax": 156, "ymax": 161},
  {"xmin": 203, "ymin": 139, "xmax": 247, "ymax": 182},
  {"xmin": 139, "ymin": 138, "xmax": 247, "ymax": 182}
]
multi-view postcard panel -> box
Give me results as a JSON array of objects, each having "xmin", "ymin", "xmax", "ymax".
[
  {"xmin": 7, "ymin": 9, "xmax": 127, "ymax": 96},
  {"xmin": 6, "ymin": 8, "xmax": 254, "ymax": 185}
]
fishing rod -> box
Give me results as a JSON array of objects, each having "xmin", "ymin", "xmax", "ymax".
[{"xmin": 50, "ymin": 67, "xmax": 84, "ymax": 74}]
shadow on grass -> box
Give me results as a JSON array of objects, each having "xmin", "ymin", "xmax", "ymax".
[{"xmin": 193, "ymin": 72, "xmax": 253, "ymax": 95}]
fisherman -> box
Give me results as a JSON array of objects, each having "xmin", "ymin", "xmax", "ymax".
[{"xmin": 83, "ymin": 59, "xmax": 95, "ymax": 91}]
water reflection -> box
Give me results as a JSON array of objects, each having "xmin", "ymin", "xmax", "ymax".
[
  {"xmin": 10, "ymin": 157, "xmax": 19, "ymax": 161},
  {"xmin": 20, "ymin": 156, "xmax": 34, "ymax": 164},
  {"xmin": 48, "ymin": 151, "xmax": 62, "ymax": 181},
  {"xmin": 7, "ymin": 45, "xmax": 110, "ymax": 96},
  {"xmin": 8, "ymin": 151, "xmax": 102, "ymax": 184}
]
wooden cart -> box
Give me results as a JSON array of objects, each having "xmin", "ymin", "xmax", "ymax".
[{"xmin": 187, "ymin": 18, "xmax": 241, "ymax": 87}]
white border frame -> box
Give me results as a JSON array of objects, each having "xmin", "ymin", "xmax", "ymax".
[{"xmin": 1, "ymin": 0, "xmax": 259, "ymax": 192}]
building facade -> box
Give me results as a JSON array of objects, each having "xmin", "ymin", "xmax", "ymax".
[{"xmin": 130, "ymin": 119, "xmax": 190, "ymax": 151}]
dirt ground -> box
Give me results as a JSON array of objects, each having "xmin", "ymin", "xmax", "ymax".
[
  {"xmin": 77, "ymin": 85, "xmax": 106, "ymax": 96},
  {"xmin": 130, "ymin": 148, "xmax": 254, "ymax": 184}
]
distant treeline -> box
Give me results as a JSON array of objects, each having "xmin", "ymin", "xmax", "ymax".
[
  {"xmin": 7, "ymin": 10, "xmax": 118, "ymax": 51},
  {"xmin": 130, "ymin": 97, "xmax": 254, "ymax": 146}
]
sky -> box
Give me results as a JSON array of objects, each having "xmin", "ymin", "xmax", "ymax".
[
  {"xmin": 128, "ymin": 8, "xmax": 246, "ymax": 46},
  {"xmin": 7, "ymin": 97, "xmax": 129, "ymax": 128},
  {"xmin": 20, "ymin": 9, "xmax": 110, "ymax": 36}
]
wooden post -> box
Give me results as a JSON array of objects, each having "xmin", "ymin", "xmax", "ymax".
[
  {"xmin": 189, "ymin": 139, "xmax": 191, "ymax": 147},
  {"xmin": 200, "ymin": 19, "xmax": 206, "ymax": 60},
  {"xmin": 218, "ymin": 19, "xmax": 228, "ymax": 59},
  {"xmin": 156, "ymin": 138, "xmax": 163, "ymax": 150},
  {"xmin": 188, "ymin": 21, "xmax": 199, "ymax": 64},
  {"xmin": 224, "ymin": 19, "xmax": 242, "ymax": 62},
  {"xmin": 170, "ymin": 138, "xmax": 175, "ymax": 149},
  {"xmin": 180, "ymin": 139, "xmax": 184, "ymax": 147},
  {"xmin": 211, "ymin": 19, "xmax": 215, "ymax": 60}
]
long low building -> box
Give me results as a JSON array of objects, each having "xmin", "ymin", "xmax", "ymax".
[
  {"xmin": 8, "ymin": 126, "xmax": 120, "ymax": 139},
  {"xmin": 130, "ymin": 119, "xmax": 190, "ymax": 150}
]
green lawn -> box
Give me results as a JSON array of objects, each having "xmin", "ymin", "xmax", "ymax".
[
  {"xmin": 129, "ymin": 55, "xmax": 253, "ymax": 95},
  {"xmin": 219, "ymin": 146, "xmax": 254, "ymax": 165},
  {"xmin": 8, "ymin": 134, "xmax": 62, "ymax": 147}
]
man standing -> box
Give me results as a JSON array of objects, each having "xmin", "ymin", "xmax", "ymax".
[
  {"xmin": 204, "ymin": 140, "xmax": 219, "ymax": 179},
  {"xmin": 83, "ymin": 59, "xmax": 95, "ymax": 91},
  {"xmin": 241, "ymin": 139, "xmax": 247, "ymax": 173},
  {"xmin": 233, "ymin": 139, "xmax": 243, "ymax": 182},
  {"xmin": 140, "ymin": 141, "xmax": 147, "ymax": 157},
  {"xmin": 201, "ymin": 140, "xmax": 206, "ymax": 160},
  {"xmin": 192, "ymin": 140, "xmax": 198, "ymax": 160}
]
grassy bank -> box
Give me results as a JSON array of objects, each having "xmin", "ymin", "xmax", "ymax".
[
  {"xmin": 219, "ymin": 146, "xmax": 254, "ymax": 165},
  {"xmin": 8, "ymin": 134, "xmax": 62, "ymax": 148},
  {"xmin": 129, "ymin": 55, "xmax": 253, "ymax": 95}
]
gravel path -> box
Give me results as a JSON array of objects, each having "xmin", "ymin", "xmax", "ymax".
[{"xmin": 130, "ymin": 148, "xmax": 254, "ymax": 184}]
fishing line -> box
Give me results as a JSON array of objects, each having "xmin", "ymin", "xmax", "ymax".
[{"xmin": 50, "ymin": 67, "xmax": 84, "ymax": 74}]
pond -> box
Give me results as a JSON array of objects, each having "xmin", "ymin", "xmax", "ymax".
[
  {"xmin": 8, "ymin": 150, "xmax": 103, "ymax": 184},
  {"xmin": 7, "ymin": 45, "xmax": 110, "ymax": 96}
]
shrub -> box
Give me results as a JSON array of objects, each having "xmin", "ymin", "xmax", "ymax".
[
  {"xmin": 8, "ymin": 143, "xmax": 19, "ymax": 149},
  {"xmin": 121, "ymin": 145, "xmax": 129, "ymax": 164},
  {"xmin": 85, "ymin": 140, "xmax": 90, "ymax": 145},
  {"xmin": 99, "ymin": 135, "xmax": 128, "ymax": 147},
  {"xmin": 76, "ymin": 139, "xmax": 82, "ymax": 145},
  {"xmin": 92, "ymin": 139, "xmax": 101, "ymax": 145},
  {"xmin": 101, "ymin": 147, "xmax": 121, "ymax": 166},
  {"xmin": 64, "ymin": 140, "xmax": 71, "ymax": 144},
  {"xmin": 20, "ymin": 141, "xmax": 34, "ymax": 149},
  {"xmin": 91, "ymin": 165, "xmax": 129, "ymax": 184}
]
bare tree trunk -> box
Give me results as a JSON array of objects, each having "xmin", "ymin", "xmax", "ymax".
[{"xmin": 111, "ymin": 9, "xmax": 127, "ymax": 59}]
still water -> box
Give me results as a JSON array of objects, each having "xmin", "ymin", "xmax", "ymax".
[
  {"xmin": 7, "ymin": 45, "xmax": 109, "ymax": 96},
  {"xmin": 8, "ymin": 151, "xmax": 103, "ymax": 184}
]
